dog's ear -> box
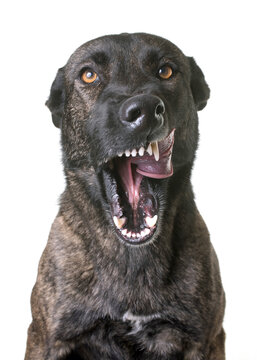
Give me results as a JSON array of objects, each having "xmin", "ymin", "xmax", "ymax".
[
  {"xmin": 188, "ymin": 57, "xmax": 210, "ymax": 111},
  {"xmin": 45, "ymin": 67, "xmax": 65, "ymax": 128}
]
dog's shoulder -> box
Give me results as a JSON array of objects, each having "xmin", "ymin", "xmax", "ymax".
[{"xmin": 36, "ymin": 216, "xmax": 94, "ymax": 293}]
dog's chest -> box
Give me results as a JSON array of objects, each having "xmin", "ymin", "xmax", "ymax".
[
  {"xmin": 122, "ymin": 310, "xmax": 161, "ymax": 334},
  {"xmin": 120, "ymin": 310, "xmax": 185, "ymax": 357}
]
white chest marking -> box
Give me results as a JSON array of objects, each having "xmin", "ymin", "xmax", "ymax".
[{"xmin": 122, "ymin": 310, "xmax": 161, "ymax": 334}]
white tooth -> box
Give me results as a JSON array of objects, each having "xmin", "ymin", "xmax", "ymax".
[
  {"xmin": 152, "ymin": 141, "xmax": 159, "ymax": 161},
  {"xmin": 136, "ymin": 233, "xmax": 141, "ymax": 238},
  {"xmin": 145, "ymin": 215, "xmax": 158, "ymax": 228},
  {"xmin": 118, "ymin": 152, "xmax": 123, "ymax": 157},
  {"xmin": 113, "ymin": 216, "xmax": 126, "ymax": 229},
  {"xmin": 171, "ymin": 129, "xmax": 175, "ymax": 142},
  {"xmin": 138, "ymin": 147, "xmax": 145, "ymax": 156},
  {"xmin": 141, "ymin": 229, "xmax": 146, "ymax": 237},
  {"xmin": 132, "ymin": 233, "xmax": 136, "ymax": 238},
  {"xmin": 127, "ymin": 231, "xmax": 132, "ymax": 238},
  {"xmin": 121, "ymin": 229, "xmax": 127, "ymax": 236},
  {"xmin": 144, "ymin": 228, "xmax": 151, "ymax": 235},
  {"xmin": 125, "ymin": 150, "xmax": 131, "ymax": 157},
  {"xmin": 131, "ymin": 149, "xmax": 137, "ymax": 157},
  {"xmin": 146, "ymin": 143, "xmax": 153, "ymax": 156}
]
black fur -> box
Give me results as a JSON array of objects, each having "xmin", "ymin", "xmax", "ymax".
[{"xmin": 25, "ymin": 33, "xmax": 225, "ymax": 360}]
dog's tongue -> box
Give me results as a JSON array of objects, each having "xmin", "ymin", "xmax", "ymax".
[
  {"xmin": 116, "ymin": 130, "xmax": 175, "ymax": 209},
  {"xmin": 133, "ymin": 153, "xmax": 173, "ymax": 179}
]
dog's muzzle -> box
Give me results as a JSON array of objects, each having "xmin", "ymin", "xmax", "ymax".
[{"xmin": 119, "ymin": 94, "xmax": 165, "ymax": 134}]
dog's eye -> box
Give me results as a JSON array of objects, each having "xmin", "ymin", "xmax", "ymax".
[
  {"xmin": 81, "ymin": 69, "xmax": 98, "ymax": 84},
  {"xmin": 158, "ymin": 65, "xmax": 173, "ymax": 80}
]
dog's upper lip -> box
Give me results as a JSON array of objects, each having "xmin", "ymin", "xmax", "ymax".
[
  {"xmin": 133, "ymin": 129, "xmax": 175, "ymax": 179},
  {"xmin": 113, "ymin": 128, "xmax": 175, "ymax": 210},
  {"xmin": 103, "ymin": 128, "xmax": 175, "ymax": 164}
]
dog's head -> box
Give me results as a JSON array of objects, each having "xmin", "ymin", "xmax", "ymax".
[{"xmin": 46, "ymin": 33, "xmax": 209, "ymax": 246}]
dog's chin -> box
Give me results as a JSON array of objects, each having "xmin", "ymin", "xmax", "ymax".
[{"xmin": 100, "ymin": 129, "xmax": 175, "ymax": 246}]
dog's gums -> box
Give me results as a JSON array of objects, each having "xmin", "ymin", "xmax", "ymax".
[{"xmin": 104, "ymin": 129, "xmax": 175, "ymax": 245}]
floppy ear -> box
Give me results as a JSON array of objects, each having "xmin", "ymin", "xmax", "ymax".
[
  {"xmin": 188, "ymin": 57, "xmax": 210, "ymax": 111},
  {"xmin": 45, "ymin": 67, "xmax": 65, "ymax": 128}
]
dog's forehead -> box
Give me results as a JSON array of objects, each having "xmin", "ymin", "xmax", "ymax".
[{"xmin": 66, "ymin": 33, "xmax": 186, "ymax": 69}]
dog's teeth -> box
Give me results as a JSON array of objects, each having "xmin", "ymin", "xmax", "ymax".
[
  {"xmin": 125, "ymin": 150, "xmax": 131, "ymax": 157},
  {"xmin": 113, "ymin": 216, "xmax": 126, "ymax": 229},
  {"xmin": 138, "ymin": 147, "xmax": 145, "ymax": 156},
  {"xmin": 132, "ymin": 233, "xmax": 136, "ymax": 238},
  {"xmin": 118, "ymin": 152, "xmax": 123, "ymax": 157},
  {"xmin": 140, "ymin": 229, "xmax": 148, "ymax": 237},
  {"xmin": 127, "ymin": 231, "xmax": 132, "ymax": 238},
  {"xmin": 121, "ymin": 229, "xmax": 127, "ymax": 236},
  {"xmin": 144, "ymin": 228, "xmax": 151, "ymax": 236},
  {"xmin": 145, "ymin": 215, "xmax": 158, "ymax": 228},
  {"xmin": 146, "ymin": 143, "xmax": 153, "ymax": 156},
  {"xmin": 136, "ymin": 233, "xmax": 141, "ymax": 238},
  {"xmin": 152, "ymin": 141, "xmax": 159, "ymax": 161},
  {"xmin": 131, "ymin": 149, "xmax": 137, "ymax": 157}
]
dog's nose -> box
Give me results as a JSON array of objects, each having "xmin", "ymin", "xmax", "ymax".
[{"xmin": 119, "ymin": 95, "xmax": 165, "ymax": 133}]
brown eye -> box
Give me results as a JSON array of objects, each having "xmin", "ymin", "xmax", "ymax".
[
  {"xmin": 158, "ymin": 65, "xmax": 173, "ymax": 80},
  {"xmin": 81, "ymin": 69, "xmax": 98, "ymax": 84}
]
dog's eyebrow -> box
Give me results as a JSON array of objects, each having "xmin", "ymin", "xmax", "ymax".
[
  {"xmin": 143, "ymin": 49, "xmax": 160, "ymax": 63},
  {"xmin": 90, "ymin": 51, "xmax": 109, "ymax": 66}
]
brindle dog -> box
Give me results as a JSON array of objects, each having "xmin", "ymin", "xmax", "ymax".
[{"xmin": 25, "ymin": 33, "xmax": 225, "ymax": 360}]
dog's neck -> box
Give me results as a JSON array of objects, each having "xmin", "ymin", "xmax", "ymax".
[{"xmin": 59, "ymin": 163, "xmax": 196, "ymax": 312}]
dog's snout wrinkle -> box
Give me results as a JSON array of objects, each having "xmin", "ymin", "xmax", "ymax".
[{"xmin": 119, "ymin": 94, "xmax": 165, "ymax": 134}]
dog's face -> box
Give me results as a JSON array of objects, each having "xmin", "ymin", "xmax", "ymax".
[{"xmin": 46, "ymin": 33, "xmax": 209, "ymax": 246}]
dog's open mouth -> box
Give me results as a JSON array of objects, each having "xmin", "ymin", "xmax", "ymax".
[{"xmin": 103, "ymin": 129, "xmax": 175, "ymax": 245}]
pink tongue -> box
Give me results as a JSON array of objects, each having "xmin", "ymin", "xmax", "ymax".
[
  {"xmin": 133, "ymin": 154, "xmax": 173, "ymax": 179},
  {"xmin": 116, "ymin": 158, "xmax": 143, "ymax": 210}
]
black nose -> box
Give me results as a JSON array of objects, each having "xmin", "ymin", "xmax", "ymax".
[{"xmin": 119, "ymin": 95, "xmax": 165, "ymax": 133}]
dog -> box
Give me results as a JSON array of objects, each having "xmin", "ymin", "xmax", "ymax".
[{"xmin": 25, "ymin": 33, "xmax": 225, "ymax": 360}]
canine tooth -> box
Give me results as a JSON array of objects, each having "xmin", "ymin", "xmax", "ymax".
[
  {"xmin": 131, "ymin": 149, "xmax": 137, "ymax": 157},
  {"xmin": 113, "ymin": 216, "xmax": 126, "ymax": 229},
  {"xmin": 121, "ymin": 229, "xmax": 127, "ymax": 236},
  {"xmin": 118, "ymin": 152, "xmax": 123, "ymax": 157},
  {"xmin": 125, "ymin": 150, "xmax": 131, "ymax": 157},
  {"xmin": 145, "ymin": 215, "xmax": 158, "ymax": 228},
  {"xmin": 136, "ymin": 233, "xmax": 141, "ymax": 238},
  {"xmin": 138, "ymin": 147, "xmax": 144, "ymax": 156},
  {"xmin": 146, "ymin": 143, "xmax": 153, "ymax": 156},
  {"xmin": 132, "ymin": 233, "xmax": 136, "ymax": 238},
  {"xmin": 127, "ymin": 231, "xmax": 132, "ymax": 238},
  {"xmin": 152, "ymin": 141, "xmax": 159, "ymax": 161}
]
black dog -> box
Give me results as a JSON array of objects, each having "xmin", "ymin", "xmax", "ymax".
[{"xmin": 25, "ymin": 33, "xmax": 225, "ymax": 359}]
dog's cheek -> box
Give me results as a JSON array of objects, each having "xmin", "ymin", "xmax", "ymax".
[
  {"xmin": 165, "ymin": 82, "xmax": 199, "ymax": 169},
  {"xmin": 61, "ymin": 95, "xmax": 92, "ymax": 165}
]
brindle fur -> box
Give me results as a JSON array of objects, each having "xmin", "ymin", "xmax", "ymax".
[{"xmin": 25, "ymin": 33, "xmax": 225, "ymax": 359}]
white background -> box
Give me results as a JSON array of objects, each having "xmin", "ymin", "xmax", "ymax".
[{"xmin": 0, "ymin": 0, "xmax": 256, "ymax": 359}]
